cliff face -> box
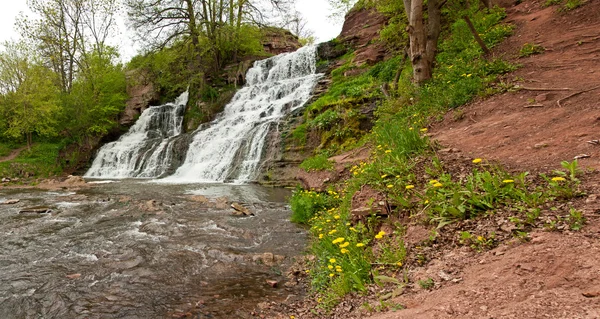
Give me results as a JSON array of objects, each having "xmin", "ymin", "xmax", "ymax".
[
  {"xmin": 338, "ymin": 6, "xmax": 389, "ymax": 66},
  {"xmin": 120, "ymin": 69, "xmax": 161, "ymax": 126}
]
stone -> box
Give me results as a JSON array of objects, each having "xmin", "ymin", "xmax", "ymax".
[
  {"xmin": 231, "ymin": 203, "xmax": 254, "ymax": 216},
  {"xmin": 266, "ymin": 280, "xmax": 278, "ymax": 288},
  {"xmin": 19, "ymin": 206, "xmax": 52, "ymax": 214},
  {"xmin": 1, "ymin": 177, "xmax": 10, "ymax": 182},
  {"xmin": 1, "ymin": 199, "xmax": 20, "ymax": 205},
  {"xmin": 66, "ymin": 273, "xmax": 81, "ymax": 279}
]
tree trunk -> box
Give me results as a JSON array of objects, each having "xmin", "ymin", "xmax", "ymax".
[
  {"xmin": 463, "ymin": 15, "xmax": 491, "ymax": 55},
  {"xmin": 408, "ymin": 0, "xmax": 431, "ymax": 84}
]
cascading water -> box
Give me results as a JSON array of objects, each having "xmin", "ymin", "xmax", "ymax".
[
  {"xmin": 162, "ymin": 45, "xmax": 322, "ymax": 183},
  {"xmin": 85, "ymin": 91, "xmax": 189, "ymax": 178}
]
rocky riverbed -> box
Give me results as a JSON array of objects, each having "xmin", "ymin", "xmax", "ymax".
[{"xmin": 0, "ymin": 180, "xmax": 307, "ymax": 318}]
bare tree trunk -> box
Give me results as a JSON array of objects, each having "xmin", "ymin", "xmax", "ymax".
[
  {"xmin": 463, "ymin": 15, "xmax": 491, "ymax": 55},
  {"xmin": 408, "ymin": 0, "xmax": 431, "ymax": 84}
]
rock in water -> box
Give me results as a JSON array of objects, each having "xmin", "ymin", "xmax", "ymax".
[
  {"xmin": 19, "ymin": 206, "xmax": 52, "ymax": 214},
  {"xmin": 1, "ymin": 199, "xmax": 20, "ymax": 205},
  {"xmin": 231, "ymin": 203, "xmax": 254, "ymax": 216}
]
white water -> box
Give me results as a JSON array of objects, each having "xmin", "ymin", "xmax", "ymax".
[
  {"xmin": 84, "ymin": 91, "xmax": 189, "ymax": 178},
  {"xmin": 161, "ymin": 45, "xmax": 322, "ymax": 183}
]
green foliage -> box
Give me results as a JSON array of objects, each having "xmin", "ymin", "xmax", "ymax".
[
  {"xmin": 300, "ymin": 154, "xmax": 335, "ymax": 172},
  {"xmin": 519, "ymin": 43, "xmax": 545, "ymax": 57},
  {"xmin": 0, "ymin": 143, "xmax": 63, "ymax": 178},
  {"xmin": 290, "ymin": 189, "xmax": 342, "ymax": 224},
  {"xmin": 417, "ymin": 278, "xmax": 435, "ymax": 290}
]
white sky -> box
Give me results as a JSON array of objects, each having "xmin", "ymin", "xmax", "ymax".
[{"xmin": 0, "ymin": 1, "xmax": 343, "ymax": 61}]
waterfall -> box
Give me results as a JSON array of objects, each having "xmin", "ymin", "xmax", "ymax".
[
  {"xmin": 84, "ymin": 91, "xmax": 189, "ymax": 178},
  {"xmin": 162, "ymin": 45, "xmax": 322, "ymax": 183}
]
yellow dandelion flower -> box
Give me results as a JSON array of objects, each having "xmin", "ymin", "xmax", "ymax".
[
  {"xmin": 329, "ymin": 258, "xmax": 336, "ymax": 263},
  {"xmin": 339, "ymin": 242, "xmax": 350, "ymax": 248},
  {"xmin": 405, "ymin": 185, "xmax": 415, "ymax": 190},
  {"xmin": 336, "ymin": 268, "xmax": 342, "ymax": 272},
  {"xmin": 328, "ymin": 229, "xmax": 337, "ymax": 235},
  {"xmin": 551, "ymin": 177, "xmax": 566, "ymax": 182},
  {"xmin": 503, "ymin": 179, "xmax": 514, "ymax": 183},
  {"xmin": 429, "ymin": 180, "xmax": 439, "ymax": 184},
  {"xmin": 409, "ymin": 127, "xmax": 414, "ymax": 130},
  {"xmin": 396, "ymin": 262, "xmax": 403, "ymax": 267},
  {"xmin": 340, "ymin": 248, "xmax": 349, "ymax": 254},
  {"xmin": 334, "ymin": 215, "xmax": 340, "ymax": 219},
  {"xmin": 318, "ymin": 234, "xmax": 323, "ymax": 239},
  {"xmin": 329, "ymin": 273, "xmax": 335, "ymax": 277},
  {"xmin": 387, "ymin": 184, "xmax": 394, "ymax": 188},
  {"xmin": 472, "ymin": 158, "xmax": 482, "ymax": 164},
  {"xmin": 356, "ymin": 243, "xmax": 365, "ymax": 247},
  {"xmin": 477, "ymin": 236, "xmax": 484, "ymax": 241},
  {"xmin": 381, "ymin": 174, "xmax": 388, "ymax": 179},
  {"xmin": 385, "ymin": 150, "xmax": 392, "ymax": 154},
  {"xmin": 420, "ymin": 128, "xmax": 428, "ymax": 132},
  {"xmin": 328, "ymin": 265, "xmax": 334, "ymax": 270},
  {"xmin": 433, "ymin": 182, "xmax": 443, "ymax": 188},
  {"xmin": 375, "ymin": 231, "xmax": 386, "ymax": 239},
  {"xmin": 332, "ymin": 237, "xmax": 345, "ymax": 244}
]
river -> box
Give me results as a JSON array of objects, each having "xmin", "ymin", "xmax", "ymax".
[{"xmin": 0, "ymin": 181, "xmax": 306, "ymax": 318}]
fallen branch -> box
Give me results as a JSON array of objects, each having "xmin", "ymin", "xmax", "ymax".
[
  {"xmin": 524, "ymin": 104, "xmax": 544, "ymax": 108},
  {"xmin": 557, "ymin": 85, "xmax": 600, "ymax": 107},
  {"xmin": 517, "ymin": 86, "xmax": 573, "ymax": 91}
]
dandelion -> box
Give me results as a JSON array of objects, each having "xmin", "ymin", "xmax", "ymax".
[
  {"xmin": 385, "ymin": 150, "xmax": 392, "ymax": 154},
  {"xmin": 340, "ymin": 248, "xmax": 349, "ymax": 254},
  {"xmin": 353, "ymin": 171, "xmax": 359, "ymax": 176},
  {"xmin": 329, "ymin": 273, "xmax": 335, "ymax": 277},
  {"xmin": 346, "ymin": 222, "xmax": 351, "ymax": 226},
  {"xmin": 375, "ymin": 231, "xmax": 386, "ymax": 239},
  {"xmin": 332, "ymin": 237, "xmax": 345, "ymax": 244},
  {"xmin": 356, "ymin": 243, "xmax": 365, "ymax": 247},
  {"xmin": 503, "ymin": 179, "xmax": 514, "ymax": 183},
  {"xmin": 329, "ymin": 258, "xmax": 336, "ymax": 263},
  {"xmin": 318, "ymin": 234, "xmax": 323, "ymax": 239},
  {"xmin": 328, "ymin": 265, "xmax": 334, "ymax": 270},
  {"xmin": 472, "ymin": 158, "xmax": 482, "ymax": 164},
  {"xmin": 387, "ymin": 184, "xmax": 394, "ymax": 188},
  {"xmin": 328, "ymin": 229, "xmax": 337, "ymax": 235},
  {"xmin": 339, "ymin": 242, "xmax": 350, "ymax": 248},
  {"xmin": 433, "ymin": 182, "xmax": 443, "ymax": 188},
  {"xmin": 477, "ymin": 236, "xmax": 484, "ymax": 241},
  {"xmin": 429, "ymin": 180, "xmax": 439, "ymax": 184},
  {"xmin": 405, "ymin": 185, "xmax": 415, "ymax": 190},
  {"xmin": 334, "ymin": 215, "xmax": 340, "ymax": 220},
  {"xmin": 381, "ymin": 174, "xmax": 388, "ymax": 179},
  {"xmin": 420, "ymin": 128, "xmax": 428, "ymax": 133},
  {"xmin": 552, "ymin": 177, "xmax": 566, "ymax": 182},
  {"xmin": 409, "ymin": 127, "xmax": 414, "ymax": 130},
  {"xmin": 336, "ymin": 268, "xmax": 343, "ymax": 272},
  {"xmin": 396, "ymin": 262, "xmax": 403, "ymax": 267},
  {"xmin": 349, "ymin": 227, "xmax": 357, "ymax": 232},
  {"xmin": 467, "ymin": 74, "xmax": 472, "ymax": 77}
]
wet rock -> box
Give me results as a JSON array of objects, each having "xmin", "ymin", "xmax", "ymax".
[
  {"xmin": 231, "ymin": 203, "xmax": 254, "ymax": 216},
  {"xmin": 65, "ymin": 175, "xmax": 85, "ymax": 184},
  {"xmin": 190, "ymin": 195, "xmax": 210, "ymax": 204},
  {"xmin": 253, "ymin": 253, "xmax": 285, "ymax": 266},
  {"xmin": 19, "ymin": 206, "xmax": 52, "ymax": 214},
  {"xmin": 1, "ymin": 177, "xmax": 10, "ymax": 182},
  {"xmin": 145, "ymin": 200, "xmax": 161, "ymax": 211},
  {"xmin": 106, "ymin": 256, "xmax": 144, "ymax": 270},
  {"xmin": 214, "ymin": 197, "xmax": 229, "ymax": 209},
  {"xmin": 1, "ymin": 199, "xmax": 20, "ymax": 205}
]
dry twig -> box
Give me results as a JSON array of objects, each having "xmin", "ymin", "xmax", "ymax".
[{"xmin": 557, "ymin": 85, "xmax": 600, "ymax": 107}]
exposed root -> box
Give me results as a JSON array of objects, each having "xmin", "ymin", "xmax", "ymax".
[{"xmin": 556, "ymin": 85, "xmax": 600, "ymax": 107}]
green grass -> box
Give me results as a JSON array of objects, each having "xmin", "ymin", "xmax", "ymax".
[
  {"xmin": 519, "ymin": 43, "xmax": 545, "ymax": 57},
  {"xmin": 0, "ymin": 142, "xmax": 64, "ymax": 178},
  {"xmin": 300, "ymin": 154, "xmax": 335, "ymax": 172}
]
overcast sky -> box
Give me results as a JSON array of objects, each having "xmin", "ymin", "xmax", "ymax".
[{"xmin": 0, "ymin": 1, "xmax": 343, "ymax": 61}]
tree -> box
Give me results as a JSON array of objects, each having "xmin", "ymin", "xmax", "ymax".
[
  {"xmin": 0, "ymin": 44, "xmax": 61, "ymax": 148},
  {"xmin": 403, "ymin": 0, "xmax": 443, "ymax": 84},
  {"xmin": 18, "ymin": 0, "xmax": 120, "ymax": 92}
]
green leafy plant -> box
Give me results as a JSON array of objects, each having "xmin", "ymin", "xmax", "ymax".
[
  {"xmin": 519, "ymin": 43, "xmax": 545, "ymax": 57},
  {"xmin": 300, "ymin": 154, "xmax": 335, "ymax": 172}
]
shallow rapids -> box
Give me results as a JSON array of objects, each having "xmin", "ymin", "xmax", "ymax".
[{"xmin": 0, "ymin": 182, "xmax": 306, "ymax": 318}]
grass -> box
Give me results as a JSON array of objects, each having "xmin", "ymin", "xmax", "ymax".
[
  {"xmin": 300, "ymin": 154, "xmax": 335, "ymax": 172},
  {"xmin": 289, "ymin": 4, "xmax": 584, "ymax": 311},
  {"xmin": 0, "ymin": 142, "xmax": 64, "ymax": 179},
  {"xmin": 519, "ymin": 43, "xmax": 545, "ymax": 57}
]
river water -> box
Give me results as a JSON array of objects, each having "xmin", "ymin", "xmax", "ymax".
[{"xmin": 0, "ymin": 182, "xmax": 306, "ymax": 318}]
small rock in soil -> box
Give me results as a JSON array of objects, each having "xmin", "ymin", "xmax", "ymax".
[{"xmin": 582, "ymin": 291, "xmax": 600, "ymax": 298}]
